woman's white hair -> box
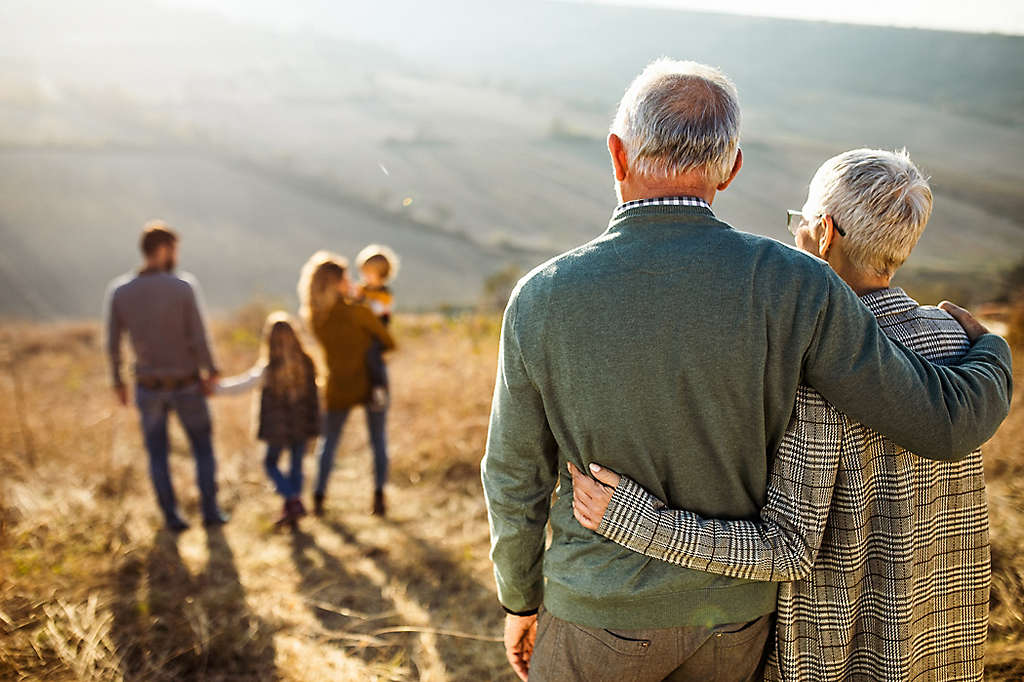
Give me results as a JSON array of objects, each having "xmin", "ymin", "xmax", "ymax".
[
  {"xmin": 611, "ymin": 58, "xmax": 741, "ymax": 185},
  {"xmin": 804, "ymin": 148, "xmax": 933, "ymax": 278}
]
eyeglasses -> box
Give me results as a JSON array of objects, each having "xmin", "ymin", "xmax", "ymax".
[{"xmin": 786, "ymin": 210, "xmax": 845, "ymax": 237}]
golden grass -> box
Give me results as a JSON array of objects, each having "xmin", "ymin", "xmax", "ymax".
[
  {"xmin": 0, "ymin": 309, "xmax": 1021, "ymax": 680},
  {"xmin": 0, "ymin": 312, "xmax": 507, "ymax": 681}
]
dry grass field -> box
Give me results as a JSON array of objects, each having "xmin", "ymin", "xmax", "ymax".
[{"xmin": 0, "ymin": 307, "xmax": 1022, "ymax": 681}]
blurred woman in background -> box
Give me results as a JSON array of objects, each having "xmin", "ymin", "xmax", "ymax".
[{"xmin": 298, "ymin": 251, "xmax": 396, "ymax": 517}]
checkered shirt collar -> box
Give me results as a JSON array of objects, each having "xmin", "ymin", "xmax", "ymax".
[{"xmin": 612, "ymin": 195, "xmax": 712, "ymax": 220}]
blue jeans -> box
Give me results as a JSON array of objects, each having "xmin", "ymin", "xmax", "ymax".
[
  {"xmin": 135, "ymin": 383, "xmax": 220, "ymax": 522},
  {"xmin": 314, "ymin": 407, "xmax": 388, "ymax": 495},
  {"xmin": 265, "ymin": 441, "xmax": 306, "ymax": 499}
]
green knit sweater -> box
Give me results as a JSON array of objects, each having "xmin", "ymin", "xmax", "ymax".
[{"xmin": 481, "ymin": 203, "xmax": 1013, "ymax": 630}]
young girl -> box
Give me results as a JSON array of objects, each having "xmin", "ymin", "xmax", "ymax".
[
  {"xmin": 298, "ymin": 251, "xmax": 395, "ymax": 517},
  {"xmin": 218, "ymin": 312, "xmax": 320, "ymax": 527}
]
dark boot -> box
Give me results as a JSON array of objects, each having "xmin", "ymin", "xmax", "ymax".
[
  {"xmin": 274, "ymin": 500, "xmax": 293, "ymax": 528},
  {"xmin": 372, "ymin": 489, "xmax": 386, "ymax": 517},
  {"xmin": 293, "ymin": 498, "xmax": 307, "ymax": 518},
  {"xmin": 202, "ymin": 510, "xmax": 230, "ymax": 527},
  {"xmin": 313, "ymin": 493, "xmax": 325, "ymax": 517},
  {"xmin": 166, "ymin": 515, "xmax": 190, "ymax": 533}
]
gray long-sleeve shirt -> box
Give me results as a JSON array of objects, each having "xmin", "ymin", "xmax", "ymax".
[{"xmin": 105, "ymin": 270, "xmax": 218, "ymax": 386}]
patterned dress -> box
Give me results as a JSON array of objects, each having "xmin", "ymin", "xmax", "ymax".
[{"xmin": 599, "ymin": 287, "xmax": 989, "ymax": 681}]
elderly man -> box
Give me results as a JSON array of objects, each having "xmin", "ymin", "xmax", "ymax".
[
  {"xmin": 106, "ymin": 221, "xmax": 227, "ymax": 531},
  {"xmin": 571, "ymin": 148, "xmax": 994, "ymax": 680},
  {"xmin": 481, "ymin": 59, "xmax": 1012, "ymax": 681}
]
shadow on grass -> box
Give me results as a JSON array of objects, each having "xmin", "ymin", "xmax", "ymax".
[
  {"xmin": 111, "ymin": 527, "xmax": 277, "ymax": 681},
  {"xmin": 320, "ymin": 517, "xmax": 509, "ymax": 681},
  {"xmin": 288, "ymin": 526, "xmax": 418, "ymax": 676}
]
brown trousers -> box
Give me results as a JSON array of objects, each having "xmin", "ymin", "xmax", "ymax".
[{"xmin": 528, "ymin": 608, "xmax": 772, "ymax": 682}]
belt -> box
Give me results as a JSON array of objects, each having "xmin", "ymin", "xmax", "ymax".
[{"xmin": 136, "ymin": 373, "xmax": 201, "ymax": 391}]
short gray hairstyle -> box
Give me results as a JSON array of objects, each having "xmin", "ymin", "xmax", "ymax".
[
  {"xmin": 803, "ymin": 148, "xmax": 933, "ymax": 278},
  {"xmin": 611, "ymin": 58, "xmax": 741, "ymax": 185}
]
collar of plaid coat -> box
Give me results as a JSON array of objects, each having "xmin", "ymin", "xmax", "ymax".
[{"xmin": 860, "ymin": 286, "xmax": 919, "ymax": 318}]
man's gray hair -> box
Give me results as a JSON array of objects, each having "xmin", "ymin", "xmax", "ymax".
[
  {"xmin": 611, "ymin": 58, "xmax": 741, "ymax": 185},
  {"xmin": 804, "ymin": 148, "xmax": 933, "ymax": 278}
]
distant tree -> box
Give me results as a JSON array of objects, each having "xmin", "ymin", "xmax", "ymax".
[
  {"xmin": 1004, "ymin": 258, "xmax": 1024, "ymax": 347},
  {"xmin": 1002, "ymin": 259, "xmax": 1024, "ymax": 301},
  {"xmin": 481, "ymin": 265, "xmax": 524, "ymax": 313}
]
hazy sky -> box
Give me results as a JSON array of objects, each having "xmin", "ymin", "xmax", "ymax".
[{"xmin": 566, "ymin": 0, "xmax": 1024, "ymax": 34}]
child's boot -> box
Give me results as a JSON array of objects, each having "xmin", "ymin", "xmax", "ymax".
[{"xmin": 274, "ymin": 500, "xmax": 293, "ymax": 527}]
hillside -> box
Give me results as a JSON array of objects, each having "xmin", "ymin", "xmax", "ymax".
[
  {"xmin": 1, "ymin": 0, "xmax": 1023, "ymax": 317},
  {"xmin": 1, "ymin": 311, "xmax": 1023, "ymax": 680}
]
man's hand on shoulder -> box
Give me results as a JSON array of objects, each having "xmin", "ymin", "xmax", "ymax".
[
  {"xmin": 504, "ymin": 612, "xmax": 538, "ymax": 681},
  {"xmin": 938, "ymin": 301, "xmax": 990, "ymax": 343}
]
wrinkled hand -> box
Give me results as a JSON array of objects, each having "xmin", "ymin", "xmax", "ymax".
[
  {"xmin": 938, "ymin": 301, "xmax": 990, "ymax": 343},
  {"xmin": 568, "ymin": 461, "xmax": 621, "ymax": 531},
  {"xmin": 114, "ymin": 384, "xmax": 128, "ymax": 406},
  {"xmin": 504, "ymin": 613, "xmax": 537, "ymax": 681}
]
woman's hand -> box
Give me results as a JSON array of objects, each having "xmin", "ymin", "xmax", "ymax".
[{"xmin": 568, "ymin": 461, "xmax": 621, "ymax": 531}]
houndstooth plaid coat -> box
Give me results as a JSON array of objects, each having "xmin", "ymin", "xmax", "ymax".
[{"xmin": 598, "ymin": 287, "xmax": 989, "ymax": 681}]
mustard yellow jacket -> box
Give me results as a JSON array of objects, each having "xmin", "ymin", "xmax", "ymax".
[{"xmin": 313, "ymin": 299, "xmax": 395, "ymax": 411}]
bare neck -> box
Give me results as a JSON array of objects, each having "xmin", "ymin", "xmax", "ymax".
[
  {"xmin": 618, "ymin": 175, "xmax": 717, "ymax": 205},
  {"xmin": 829, "ymin": 252, "xmax": 892, "ymax": 296}
]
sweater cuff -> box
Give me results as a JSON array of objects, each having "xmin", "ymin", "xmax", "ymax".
[{"xmin": 501, "ymin": 604, "xmax": 539, "ymax": 617}]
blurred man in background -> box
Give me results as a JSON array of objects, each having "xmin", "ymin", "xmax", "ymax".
[{"xmin": 105, "ymin": 221, "xmax": 227, "ymax": 531}]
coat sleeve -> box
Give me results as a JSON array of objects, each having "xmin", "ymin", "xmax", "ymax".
[
  {"xmin": 359, "ymin": 306, "xmax": 396, "ymax": 351},
  {"xmin": 215, "ymin": 364, "xmax": 265, "ymax": 396},
  {"xmin": 597, "ymin": 386, "xmax": 843, "ymax": 581}
]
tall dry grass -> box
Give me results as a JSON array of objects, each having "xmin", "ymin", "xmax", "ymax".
[
  {"xmin": 0, "ymin": 307, "xmax": 1022, "ymax": 680},
  {"xmin": 0, "ymin": 311, "xmax": 508, "ymax": 681},
  {"xmin": 984, "ymin": 299, "xmax": 1024, "ymax": 678}
]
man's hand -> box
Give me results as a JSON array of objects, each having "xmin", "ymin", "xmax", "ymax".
[
  {"xmin": 568, "ymin": 461, "xmax": 620, "ymax": 531},
  {"xmin": 114, "ymin": 384, "xmax": 128, "ymax": 406},
  {"xmin": 504, "ymin": 612, "xmax": 538, "ymax": 681},
  {"xmin": 202, "ymin": 372, "xmax": 220, "ymax": 397},
  {"xmin": 938, "ymin": 301, "xmax": 990, "ymax": 343}
]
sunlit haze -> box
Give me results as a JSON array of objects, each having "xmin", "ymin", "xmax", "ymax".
[
  {"xmin": 2, "ymin": 0, "xmax": 1023, "ymax": 317},
  {"xmin": 563, "ymin": 0, "xmax": 1024, "ymax": 35}
]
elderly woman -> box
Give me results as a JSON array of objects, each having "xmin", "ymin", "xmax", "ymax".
[{"xmin": 571, "ymin": 149, "xmax": 991, "ymax": 681}]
